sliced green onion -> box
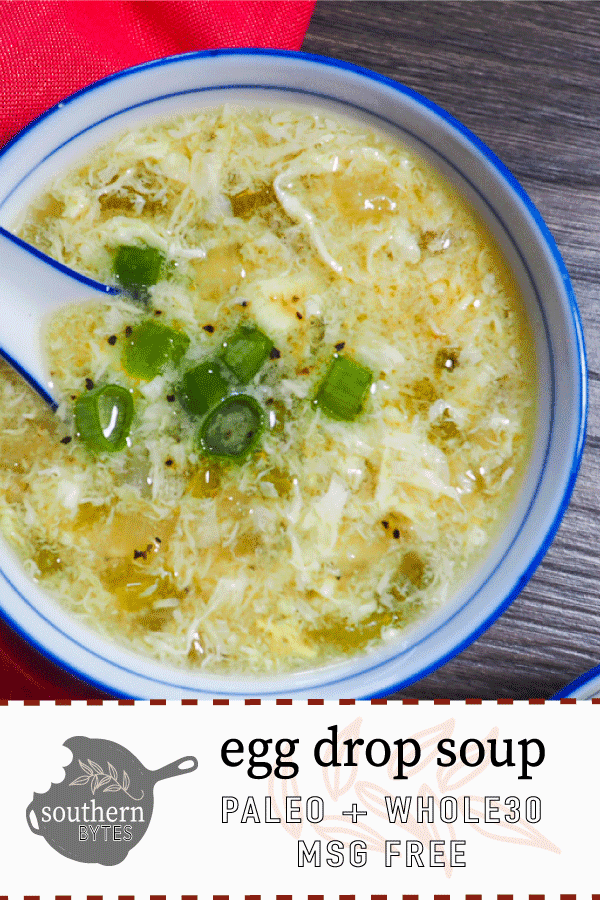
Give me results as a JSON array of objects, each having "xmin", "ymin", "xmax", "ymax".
[
  {"xmin": 177, "ymin": 360, "xmax": 229, "ymax": 417},
  {"xmin": 122, "ymin": 320, "xmax": 190, "ymax": 380},
  {"xmin": 315, "ymin": 355, "xmax": 373, "ymax": 421},
  {"xmin": 75, "ymin": 384, "xmax": 134, "ymax": 453},
  {"xmin": 199, "ymin": 394, "xmax": 264, "ymax": 460},
  {"xmin": 221, "ymin": 324, "xmax": 274, "ymax": 383},
  {"xmin": 113, "ymin": 244, "xmax": 164, "ymax": 298}
]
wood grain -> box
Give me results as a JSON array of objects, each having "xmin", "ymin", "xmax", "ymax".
[{"xmin": 302, "ymin": 1, "xmax": 600, "ymax": 698}]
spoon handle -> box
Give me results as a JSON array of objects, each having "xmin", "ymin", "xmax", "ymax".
[{"xmin": 0, "ymin": 226, "xmax": 118, "ymax": 405}]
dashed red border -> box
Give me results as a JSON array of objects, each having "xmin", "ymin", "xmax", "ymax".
[
  {"xmin": 0, "ymin": 698, "xmax": 596, "ymax": 705},
  {"xmin": 0, "ymin": 883, "xmax": 588, "ymax": 897},
  {"xmin": 3, "ymin": 702, "xmax": 588, "ymax": 900}
]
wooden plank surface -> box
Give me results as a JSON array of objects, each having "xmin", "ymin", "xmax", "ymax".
[{"xmin": 302, "ymin": 1, "xmax": 600, "ymax": 698}]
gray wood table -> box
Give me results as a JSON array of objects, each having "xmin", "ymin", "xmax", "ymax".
[{"xmin": 302, "ymin": 1, "xmax": 599, "ymax": 699}]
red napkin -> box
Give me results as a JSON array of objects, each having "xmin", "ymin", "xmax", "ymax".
[
  {"xmin": 1, "ymin": 1, "xmax": 315, "ymax": 147},
  {"xmin": 0, "ymin": 0, "xmax": 315, "ymax": 699}
]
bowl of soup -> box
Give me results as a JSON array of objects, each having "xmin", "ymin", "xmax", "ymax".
[{"xmin": 0, "ymin": 50, "xmax": 586, "ymax": 698}]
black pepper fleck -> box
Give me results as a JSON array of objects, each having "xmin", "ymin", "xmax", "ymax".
[
  {"xmin": 435, "ymin": 347, "xmax": 460, "ymax": 372},
  {"xmin": 393, "ymin": 528, "xmax": 400, "ymax": 539},
  {"xmin": 154, "ymin": 309, "xmax": 163, "ymax": 316},
  {"xmin": 269, "ymin": 347, "xmax": 281, "ymax": 360},
  {"xmin": 107, "ymin": 335, "xmax": 117, "ymax": 345},
  {"xmin": 155, "ymin": 537, "xmax": 162, "ymax": 544},
  {"xmin": 165, "ymin": 458, "xmax": 174, "ymax": 467},
  {"xmin": 382, "ymin": 520, "xmax": 389, "ymax": 529},
  {"xmin": 296, "ymin": 311, "xmax": 303, "ymax": 320},
  {"xmin": 133, "ymin": 549, "xmax": 147, "ymax": 560},
  {"xmin": 335, "ymin": 341, "xmax": 346, "ymax": 351},
  {"xmin": 241, "ymin": 301, "xmax": 248, "ymax": 308},
  {"xmin": 60, "ymin": 436, "xmax": 72, "ymax": 445},
  {"xmin": 125, "ymin": 326, "xmax": 133, "ymax": 337},
  {"xmin": 166, "ymin": 394, "xmax": 175, "ymax": 402},
  {"xmin": 203, "ymin": 324, "xmax": 215, "ymax": 333},
  {"xmin": 85, "ymin": 378, "xmax": 94, "ymax": 391}
]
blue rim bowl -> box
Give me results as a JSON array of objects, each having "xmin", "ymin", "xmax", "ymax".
[
  {"xmin": 554, "ymin": 666, "xmax": 600, "ymax": 700},
  {"xmin": 0, "ymin": 49, "xmax": 587, "ymax": 699}
]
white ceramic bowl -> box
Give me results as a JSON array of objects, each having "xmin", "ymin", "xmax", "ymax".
[
  {"xmin": 554, "ymin": 667, "xmax": 600, "ymax": 700},
  {"xmin": 0, "ymin": 50, "xmax": 587, "ymax": 699}
]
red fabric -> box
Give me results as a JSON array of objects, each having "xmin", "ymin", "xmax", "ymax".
[
  {"xmin": 0, "ymin": 0, "xmax": 315, "ymax": 699},
  {"xmin": 1, "ymin": 1, "xmax": 315, "ymax": 147}
]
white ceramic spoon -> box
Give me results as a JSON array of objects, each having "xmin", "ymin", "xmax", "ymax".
[{"xmin": 0, "ymin": 225, "xmax": 119, "ymax": 406}]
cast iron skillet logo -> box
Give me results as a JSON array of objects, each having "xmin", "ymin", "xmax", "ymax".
[{"xmin": 26, "ymin": 736, "xmax": 198, "ymax": 865}]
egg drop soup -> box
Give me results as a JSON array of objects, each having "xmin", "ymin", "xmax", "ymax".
[{"xmin": 0, "ymin": 106, "xmax": 535, "ymax": 674}]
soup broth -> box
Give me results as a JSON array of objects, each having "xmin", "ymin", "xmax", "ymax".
[{"xmin": 0, "ymin": 105, "xmax": 535, "ymax": 673}]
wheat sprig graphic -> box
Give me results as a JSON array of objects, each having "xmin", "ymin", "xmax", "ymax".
[{"xmin": 69, "ymin": 759, "xmax": 144, "ymax": 801}]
